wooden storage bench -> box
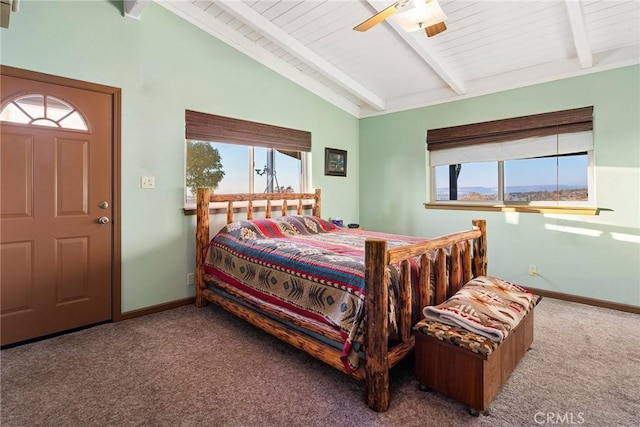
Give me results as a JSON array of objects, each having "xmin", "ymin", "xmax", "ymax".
[{"xmin": 413, "ymin": 308, "xmax": 535, "ymax": 415}]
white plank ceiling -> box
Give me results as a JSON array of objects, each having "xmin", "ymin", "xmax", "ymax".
[{"xmin": 141, "ymin": 0, "xmax": 639, "ymax": 117}]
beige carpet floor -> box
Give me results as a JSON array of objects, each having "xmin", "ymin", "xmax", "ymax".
[{"xmin": 1, "ymin": 297, "xmax": 639, "ymax": 426}]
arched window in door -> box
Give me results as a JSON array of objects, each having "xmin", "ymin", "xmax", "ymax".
[{"xmin": 0, "ymin": 94, "xmax": 88, "ymax": 131}]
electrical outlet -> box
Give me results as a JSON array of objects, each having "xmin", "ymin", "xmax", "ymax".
[
  {"xmin": 528, "ymin": 264, "xmax": 537, "ymax": 276},
  {"xmin": 187, "ymin": 273, "xmax": 195, "ymax": 286},
  {"xmin": 141, "ymin": 176, "xmax": 155, "ymax": 189}
]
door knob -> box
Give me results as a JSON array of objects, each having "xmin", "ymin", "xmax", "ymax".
[
  {"xmin": 98, "ymin": 216, "xmax": 110, "ymax": 225},
  {"xmin": 99, "ymin": 201, "xmax": 109, "ymax": 209}
]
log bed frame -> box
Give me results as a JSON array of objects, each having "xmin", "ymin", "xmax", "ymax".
[{"xmin": 195, "ymin": 188, "xmax": 487, "ymax": 412}]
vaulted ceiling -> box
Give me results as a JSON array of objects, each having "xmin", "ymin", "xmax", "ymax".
[{"xmin": 127, "ymin": 0, "xmax": 640, "ymax": 118}]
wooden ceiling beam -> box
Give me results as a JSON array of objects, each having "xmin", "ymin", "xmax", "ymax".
[
  {"xmin": 365, "ymin": 0, "xmax": 465, "ymax": 95},
  {"xmin": 155, "ymin": 1, "xmax": 362, "ymax": 117},
  {"xmin": 124, "ymin": 0, "xmax": 149, "ymax": 20},
  {"xmin": 565, "ymin": 0, "xmax": 593, "ymax": 69},
  {"xmin": 215, "ymin": 0, "xmax": 386, "ymax": 112}
]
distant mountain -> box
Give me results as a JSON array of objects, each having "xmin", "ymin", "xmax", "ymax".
[
  {"xmin": 437, "ymin": 184, "xmax": 586, "ymax": 197},
  {"xmin": 504, "ymin": 184, "xmax": 585, "ymax": 193},
  {"xmin": 460, "ymin": 186, "xmax": 496, "ymax": 195}
]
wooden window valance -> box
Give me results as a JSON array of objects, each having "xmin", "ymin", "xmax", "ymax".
[
  {"xmin": 426, "ymin": 106, "xmax": 593, "ymax": 151},
  {"xmin": 185, "ymin": 109, "xmax": 311, "ymax": 152}
]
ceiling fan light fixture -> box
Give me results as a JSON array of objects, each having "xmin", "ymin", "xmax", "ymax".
[
  {"xmin": 425, "ymin": 21, "xmax": 447, "ymax": 37},
  {"xmin": 393, "ymin": 0, "xmax": 447, "ymax": 33}
]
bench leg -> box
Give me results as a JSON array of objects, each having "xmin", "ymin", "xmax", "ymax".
[
  {"xmin": 417, "ymin": 383, "xmax": 433, "ymax": 392},
  {"xmin": 468, "ymin": 407, "xmax": 489, "ymax": 417}
]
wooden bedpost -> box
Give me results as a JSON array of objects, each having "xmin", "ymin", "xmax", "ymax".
[
  {"xmin": 364, "ymin": 239, "xmax": 389, "ymax": 412},
  {"xmin": 313, "ymin": 188, "xmax": 321, "ymax": 218},
  {"xmin": 196, "ymin": 188, "xmax": 210, "ymax": 307},
  {"xmin": 462, "ymin": 240, "xmax": 473, "ymax": 283},
  {"xmin": 450, "ymin": 243, "xmax": 462, "ymax": 295},
  {"xmin": 435, "ymin": 248, "xmax": 447, "ymax": 304},
  {"xmin": 472, "ymin": 219, "xmax": 487, "ymax": 277}
]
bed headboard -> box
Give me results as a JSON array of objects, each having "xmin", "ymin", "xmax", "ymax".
[
  {"xmin": 198, "ymin": 188, "xmax": 321, "ymax": 224},
  {"xmin": 195, "ymin": 188, "xmax": 322, "ymax": 301}
]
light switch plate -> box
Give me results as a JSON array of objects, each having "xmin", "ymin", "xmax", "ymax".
[{"xmin": 141, "ymin": 176, "xmax": 155, "ymax": 189}]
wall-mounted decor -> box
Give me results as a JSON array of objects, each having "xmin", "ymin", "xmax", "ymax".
[{"xmin": 324, "ymin": 148, "xmax": 347, "ymax": 177}]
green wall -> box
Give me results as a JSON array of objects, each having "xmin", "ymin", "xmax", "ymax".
[
  {"xmin": 0, "ymin": 1, "xmax": 360, "ymax": 312},
  {"xmin": 360, "ymin": 65, "xmax": 640, "ymax": 306},
  {"xmin": 2, "ymin": 1, "xmax": 637, "ymax": 310}
]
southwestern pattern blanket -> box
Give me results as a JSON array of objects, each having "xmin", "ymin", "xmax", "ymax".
[
  {"xmin": 203, "ymin": 215, "xmax": 431, "ymax": 373},
  {"xmin": 422, "ymin": 276, "xmax": 541, "ymax": 342}
]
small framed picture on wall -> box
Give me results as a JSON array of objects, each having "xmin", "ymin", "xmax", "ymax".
[{"xmin": 324, "ymin": 148, "xmax": 347, "ymax": 177}]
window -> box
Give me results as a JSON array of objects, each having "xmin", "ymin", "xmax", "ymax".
[
  {"xmin": 435, "ymin": 162, "xmax": 499, "ymax": 201},
  {"xmin": 427, "ymin": 107, "xmax": 594, "ymax": 210},
  {"xmin": 0, "ymin": 94, "xmax": 88, "ymax": 130},
  {"xmin": 434, "ymin": 151, "xmax": 590, "ymax": 203},
  {"xmin": 184, "ymin": 110, "xmax": 311, "ymax": 206}
]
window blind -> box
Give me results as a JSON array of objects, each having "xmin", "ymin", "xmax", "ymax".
[
  {"xmin": 426, "ymin": 107, "xmax": 593, "ymax": 151},
  {"xmin": 185, "ymin": 110, "xmax": 311, "ymax": 152},
  {"xmin": 426, "ymin": 107, "xmax": 593, "ymax": 166},
  {"xmin": 430, "ymin": 131, "xmax": 593, "ymax": 166}
]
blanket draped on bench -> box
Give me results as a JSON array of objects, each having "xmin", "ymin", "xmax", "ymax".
[{"xmin": 422, "ymin": 276, "xmax": 540, "ymax": 342}]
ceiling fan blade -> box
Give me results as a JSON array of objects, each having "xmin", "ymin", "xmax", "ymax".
[
  {"xmin": 353, "ymin": 0, "xmax": 411, "ymax": 32},
  {"xmin": 424, "ymin": 21, "xmax": 446, "ymax": 37}
]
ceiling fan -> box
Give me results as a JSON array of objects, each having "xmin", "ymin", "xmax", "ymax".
[{"xmin": 353, "ymin": 0, "xmax": 448, "ymax": 37}]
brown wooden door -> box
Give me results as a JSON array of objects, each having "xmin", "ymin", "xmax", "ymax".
[{"xmin": 1, "ymin": 72, "xmax": 114, "ymax": 346}]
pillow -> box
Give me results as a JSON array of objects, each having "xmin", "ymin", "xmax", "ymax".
[
  {"xmin": 218, "ymin": 215, "xmax": 338, "ymax": 241},
  {"xmin": 274, "ymin": 215, "xmax": 338, "ymax": 235}
]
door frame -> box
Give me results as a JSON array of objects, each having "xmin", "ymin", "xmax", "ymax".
[{"xmin": 1, "ymin": 65, "xmax": 122, "ymax": 322}]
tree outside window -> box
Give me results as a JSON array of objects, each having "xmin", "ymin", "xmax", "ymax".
[{"xmin": 186, "ymin": 141, "xmax": 225, "ymax": 197}]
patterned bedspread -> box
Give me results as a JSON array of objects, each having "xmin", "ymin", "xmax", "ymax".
[{"xmin": 203, "ymin": 215, "xmax": 429, "ymax": 373}]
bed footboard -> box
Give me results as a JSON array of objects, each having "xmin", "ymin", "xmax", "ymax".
[{"xmin": 364, "ymin": 221, "xmax": 486, "ymax": 412}]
